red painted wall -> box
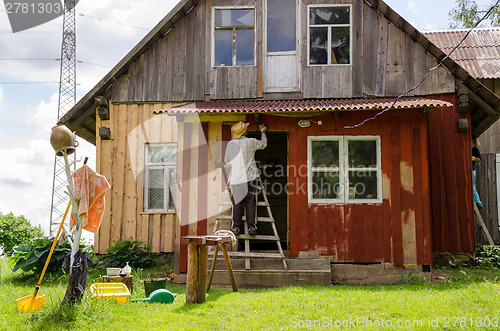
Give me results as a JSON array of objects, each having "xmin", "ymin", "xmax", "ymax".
[
  {"xmin": 428, "ymin": 94, "xmax": 476, "ymax": 253},
  {"xmin": 177, "ymin": 96, "xmax": 475, "ymax": 272},
  {"xmin": 245, "ymin": 108, "xmax": 433, "ymax": 265}
]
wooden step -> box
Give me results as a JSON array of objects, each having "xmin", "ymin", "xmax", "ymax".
[
  {"xmin": 209, "ymin": 251, "xmax": 284, "ymax": 259},
  {"xmin": 216, "ymin": 215, "xmax": 274, "ymax": 222},
  {"xmin": 237, "ymin": 234, "xmax": 279, "ymax": 240}
]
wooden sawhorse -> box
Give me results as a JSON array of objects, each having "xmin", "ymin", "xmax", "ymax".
[{"xmin": 182, "ymin": 235, "xmax": 237, "ymax": 304}]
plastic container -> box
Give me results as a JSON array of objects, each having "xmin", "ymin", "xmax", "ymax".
[
  {"xmin": 16, "ymin": 294, "xmax": 46, "ymax": 313},
  {"xmin": 142, "ymin": 278, "xmax": 166, "ymax": 297},
  {"xmin": 90, "ymin": 282, "xmax": 131, "ymax": 304}
]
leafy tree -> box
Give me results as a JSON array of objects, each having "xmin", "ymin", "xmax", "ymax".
[
  {"xmin": 449, "ymin": 0, "xmax": 500, "ymax": 28},
  {"xmin": 0, "ymin": 213, "xmax": 44, "ymax": 255}
]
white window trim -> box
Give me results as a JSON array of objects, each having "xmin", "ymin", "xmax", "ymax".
[
  {"xmin": 144, "ymin": 143, "xmax": 177, "ymax": 212},
  {"xmin": 307, "ymin": 4, "xmax": 353, "ymax": 66},
  {"xmin": 211, "ymin": 6, "xmax": 256, "ymax": 68},
  {"xmin": 308, "ymin": 136, "xmax": 382, "ymax": 204}
]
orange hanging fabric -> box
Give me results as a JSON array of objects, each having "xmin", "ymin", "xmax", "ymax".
[{"xmin": 71, "ymin": 164, "xmax": 110, "ymax": 233}]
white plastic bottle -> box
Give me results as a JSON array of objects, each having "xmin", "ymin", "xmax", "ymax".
[{"xmin": 123, "ymin": 262, "xmax": 132, "ymax": 276}]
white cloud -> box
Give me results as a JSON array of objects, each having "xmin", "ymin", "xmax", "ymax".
[
  {"xmin": 27, "ymin": 93, "xmax": 59, "ymax": 135},
  {"xmin": 408, "ymin": 0, "xmax": 419, "ymax": 14},
  {"xmin": 0, "ymin": 87, "xmax": 3, "ymax": 102}
]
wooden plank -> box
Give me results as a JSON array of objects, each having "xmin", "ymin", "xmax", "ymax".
[
  {"xmin": 405, "ymin": 35, "xmax": 415, "ymax": 97},
  {"xmin": 134, "ymin": 54, "xmax": 146, "ymax": 101},
  {"xmin": 165, "ymin": 30, "xmax": 175, "ymax": 101},
  {"xmin": 362, "ymin": 3, "xmax": 379, "ymax": 96},
  {"xmin": 157, "ymin": 37, "xmax": 168, "ymax": 101},
  {"xmin": 381, "ymin": 115, "xmax": 393, "ymax": 262},
  {"xmin": 193, "ymin": 4, "xmax": 206, "ymax": 101},
  {"xmin": 197, "ymin": 123, "xmax": 209, "ymax": 236},
  {"xmin": 124, "ymin": 104, "xmax": 139, "ymax": 240},
  {"xmin": 136, "ymin": 105, "xmax": 146, "ymax": 241},
  {"xmin": 207, "ymin": 122, "xmax": 222, "ymax": 233},
  {"xmin": 152, "ymin": 214, "xmax": 162, "ymax": 253},
  {"xmin": 419, "ymin": 115, "xmax": 432, "ymax": 264},
  {"xmin": 184, "ymin": 9, "xmax": 195, "ymax": 101},
  {"xmin": 110, "ymin": 105, "xmax": 127, "ymax": 245},
  {"xmin": 390, "ymin": 118, "xmax": 403, "ymax": 265},
  {"xmin": 179, "ymin": 122, "xmax": 193, "ymax": 272},
  {"xmin": 164, "ymin": 213, "xmax": 175, "ymax": 252},
  {"xmin": 141, "ymin": 214, "xmax": 150, "ymax": 245},
  {"xmin": 307, "ymin": 205, "xmax": 317, "ymax": 253},
  {"xmin": 385, "ymin": 23, "xmax": 406, "ymax": 96},
  {"xmin": 412, "ymin": 41, "xmax": 427, "ymax": 96},
  {"xmin": 411, "ymin": 117, "xmax": 425, "ymax": 265},
  {"xmin": 375, "ymin": 17, "xmax": 388, "ymax": 96},
  {"xmin": 400, "ymin": 118, "xmax": 417, "ymax": 265}
]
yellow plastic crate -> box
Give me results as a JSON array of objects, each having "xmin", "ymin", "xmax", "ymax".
[{"xmin": 90, "ymin": 282, "xmax": 131, "ymax": 304}]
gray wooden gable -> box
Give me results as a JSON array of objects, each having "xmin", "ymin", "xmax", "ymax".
[{"xmin": 111, "ymin": 0, "xmax": 454, "ymax": 103}]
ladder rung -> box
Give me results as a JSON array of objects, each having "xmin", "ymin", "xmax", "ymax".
[
  {"xmin": 216, "ymin": 216, "xmax": 274, "ymax": 222},
  {"xmin": 237, "ymin": 234, "xmax": 280, "ymax": 240},
  {"xmin": 221, "ymin": 202, "xmax": 269, "ymax": 206}
]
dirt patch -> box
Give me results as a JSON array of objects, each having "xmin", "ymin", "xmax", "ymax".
[{"xmin": 431, "ymin": 270, "xmax": 449, "ymax": 283}]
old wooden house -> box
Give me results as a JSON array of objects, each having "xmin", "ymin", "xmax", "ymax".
[{"xmin": 61, "ymin": 0, "xmax": 500, "ymax": 284}]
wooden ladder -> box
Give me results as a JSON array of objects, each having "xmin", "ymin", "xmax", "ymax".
[{"xmin": 210, "ymin": 176, "xmax": 288, "ymax": 270}]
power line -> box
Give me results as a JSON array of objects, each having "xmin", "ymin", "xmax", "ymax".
[
  {"xmin": 335, "ymin": 0, "xmax": 500, "ymax": 132},
  {"xmin": 78, "ymin": 13, "xmax": 149, "ymax": 31}
]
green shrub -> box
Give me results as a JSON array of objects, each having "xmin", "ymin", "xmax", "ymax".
[
  {"xmin": 476, "ymin": 244, "xmax": 500, "ymax": 269},
  {"xmin": 98, "ymin": 238, "xmax": 155, "ymax": 269},
  {"xmin": 8, "ymin": 237, "xmax": 91, "ymax": 273},
  {"xmin": 0, "ymin": 213, "xmax": 44, "ymax": 255}
]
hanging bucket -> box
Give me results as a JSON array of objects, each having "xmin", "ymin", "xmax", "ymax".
[{"xmin": 50, "ymin": 125, "xmax": 78, "ymax": 156}]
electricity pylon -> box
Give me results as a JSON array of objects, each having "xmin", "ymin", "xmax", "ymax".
[{"xmin": 49, "ymin": 0, "xmax": 77, "ymax": 236}]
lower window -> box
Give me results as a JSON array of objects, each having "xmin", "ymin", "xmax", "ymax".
[{"xmin": 308, "ymin": 136, "xmax": 381, "ymax": 203}]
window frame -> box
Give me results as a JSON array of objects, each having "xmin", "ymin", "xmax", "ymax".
[
  {"xmin": 307, "ymin": 136, "xmax": 382, "ymax": 204},
  {"xmin": 211, "ymin": 6, "xmax": 256, "ymax": 68},
  {"xmin": 307, "ymin": 4, "xmax": 353, "ymax": 66},
  {"xmin": 144, "ymin": 143, "xmax": 177, "ymax": 212}
]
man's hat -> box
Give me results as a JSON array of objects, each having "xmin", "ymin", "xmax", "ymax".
[{"xmin": 231, "ymin": 121, "xmax": 249, "ymax": 139}]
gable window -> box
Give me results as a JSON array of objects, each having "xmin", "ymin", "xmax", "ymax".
[
  {"xmin": 213, "ymin": 7, "xmax": 255, "ymax": 66},
  {"xmin": 308, "ymin": 136, "xmax": 381, "ymax": 203},
  {"xmin": 308, "ymin": 5, "xmax": 351, "ymax": 65},
  {"xmin": 144, "ymin": 143, "xmax": 177, "ymax": 212}
]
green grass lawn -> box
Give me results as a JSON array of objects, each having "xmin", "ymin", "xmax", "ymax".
[{"xmin": 1, "ymin": 258, "xmax": 500, "ymax": 330}]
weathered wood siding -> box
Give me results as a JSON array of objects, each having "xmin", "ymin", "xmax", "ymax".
[
  {"xmin": 479, "ymin": 79, "xmax": 500, "ymax": 154},
  {"xmin": 427, "ymin": 94, "xmax": 476, "ymax": 253},
  {"xmin": 112, "ymin": 0, "xmax": 455, "ymax": 103},
  {"xmin": 95, "ymin": 103, "xmax": 178, "ymax": 254},
  {"xmin": 175, "ymin": 108, "xmax": 435, "ymax": 272},
  {"xmin": 174, "ymin": 115, "xmax": 246, "ymax": 273},
  {"xmin": 476, "ymin": 154, "xmax": 500, "ymax": 244}
]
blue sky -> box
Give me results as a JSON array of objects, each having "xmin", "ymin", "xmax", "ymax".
[{"xmin": 0, "ymin": 0, "xmax": 494, "ymax": 235}]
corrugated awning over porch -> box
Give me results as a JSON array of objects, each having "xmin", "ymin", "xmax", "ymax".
[{"xmin": 154, "ymin": 97, "xmax": 453, "ymax": 115}]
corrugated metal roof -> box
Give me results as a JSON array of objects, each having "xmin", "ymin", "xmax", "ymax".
[
  {"xmin": 423, "ymin": 28, "xmax": 500, "ymax": 79},
  {"xmin": 156, "ymin": 97, "xmax": 452, "ymax": 114}
]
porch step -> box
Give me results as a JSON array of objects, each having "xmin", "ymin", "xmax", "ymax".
[
  {"xmin": 203, "ymin": 269, "xmax": 332, "ymax": 287},
  {"xmin": 208, "ymin": 257, "xmax": 331, "ymax": 271}
]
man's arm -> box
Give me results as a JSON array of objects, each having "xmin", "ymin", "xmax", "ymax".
[{"xmin": 255, "ymin": 123, "xmax": 267, "ymax": 150}]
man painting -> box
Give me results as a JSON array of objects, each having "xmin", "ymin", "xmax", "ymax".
[{"xmin": 224, "ymin": 121, "xmax": 267, "ymax": 236}]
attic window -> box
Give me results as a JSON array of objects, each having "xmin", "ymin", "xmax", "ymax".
[
  {"xmin": 308, "ymin": 5, "xmax": 351, "ymax": 65},
  {"xmin": 213, "ymin": 7, "xmax": 255, "ymax": 67}
]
